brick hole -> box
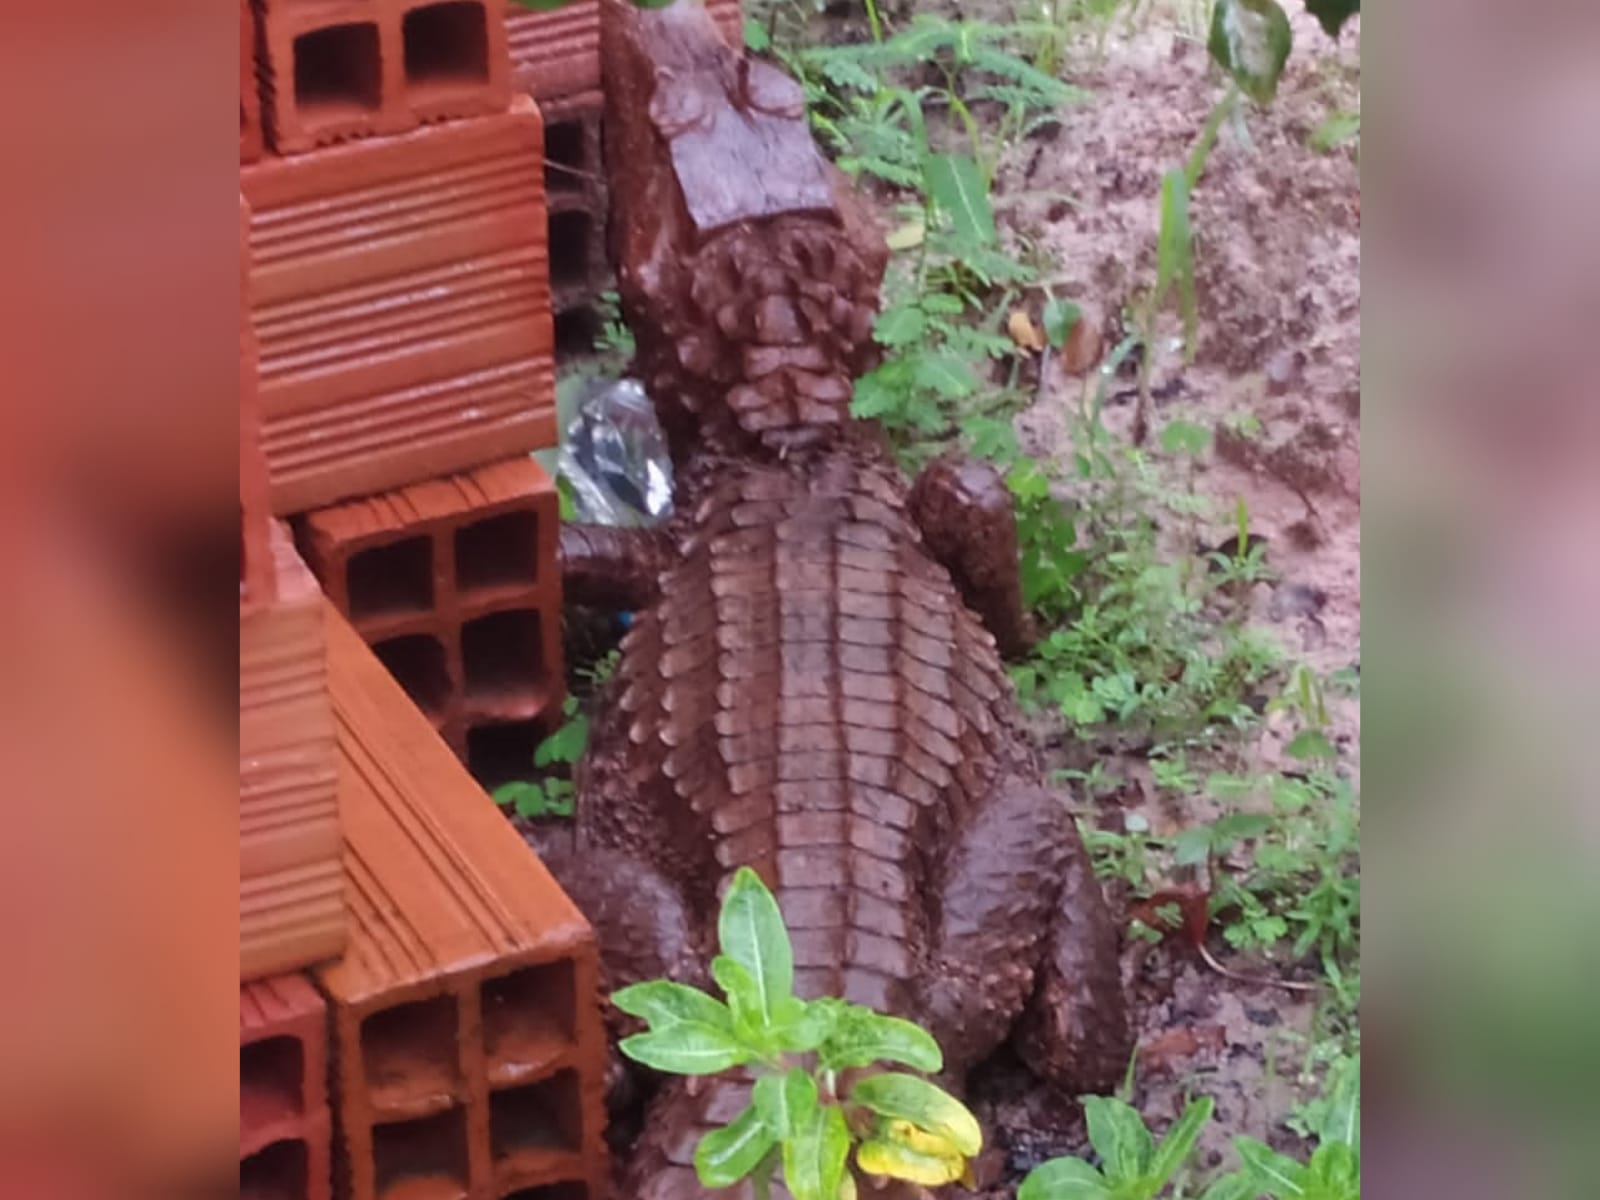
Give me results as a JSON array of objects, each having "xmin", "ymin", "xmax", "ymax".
[
  {"xmin": 548, "ymin": 211, "xmax": 592, "ymax": 293},
  {"xmin": 372, "ymin": 635, "xmax": 451, "ymax": 717},
  {"xmin": 505, "ymin": 1185, "xmax": 589, "ymax": 1200},
  {"xmin": 544, "ymin": 120, "xmax": 586, "ymax": 194},
  {"xmin": 240, "ymin": 1138, "xmax": 307, "ymax": 1200},
  {"xmin": 490, "ymin": 1070, "xmax": 583, "ymax": 1163},
  {"xmin": 361, "ymin": 995, "xmax": 461, "ymax": 1111},
  {"xmin": 465, "ymin": 718, "xmax": 550, "ymax": 791},
  {"xmin": 346, "ymin": 537, "xmax": 433, "ymax": 621},
  {"xmin": 553, "ymin": 308, "xmax": 599, "ymax": 359},
  {"xmin": 483, "ymin": 960, "xmax": 576, "ymax": 1079},
  {"xmin": 461, "ymin": 610, "xmax": 545, "ymax": 704},
  {"xmin": 372, "ymin": 1107, "xmax": 470, "ymax": 1200},
  {"xmin": 455, "ymin": 510, "xmax": 539, "ymax": 595},
  {"xmin": 403, "ymin": 2, "xmax": 489, "ymax": 95},
  {"xmin": 294, "ymin": 24, "xmax": 383, "ymax": 120},
  {"xmin": 241, "ymin": 1036, "xmax": 305, "ymax": 1139}
]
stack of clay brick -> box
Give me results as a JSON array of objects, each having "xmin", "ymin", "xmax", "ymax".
[
  {"xmin": 505, "ymin": 0, "xmax": 742, "ymax": 345},
  {"xmin": 240, "ymin": 2, "xmax": 608, "ymax": 1196}
]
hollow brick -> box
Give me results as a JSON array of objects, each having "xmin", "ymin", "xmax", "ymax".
[{"xmin": 316, "ymin": 607, "xmax": 607, "ymax": 1200}]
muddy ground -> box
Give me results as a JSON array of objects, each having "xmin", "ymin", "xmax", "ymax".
[
  {"xmin": 963, "ymin": 4, "xmax": 1361, "ymax": 1191},
  {"xmin": 544, "ymin": 2, "xmax": 1361, "ymax": 1192}
]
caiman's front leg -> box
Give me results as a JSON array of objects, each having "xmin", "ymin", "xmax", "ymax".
[
  {"xmin": 559, "ymin": 523, "xmax": 677, "ymax": 613},
  {"xmin": 908, "ymin": 454, "xmax": 1036, "ymax": 659}
]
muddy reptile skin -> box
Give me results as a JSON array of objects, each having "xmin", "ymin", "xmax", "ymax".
[{"xmin": 539, "ymin": 4, "xmax": 1133, "ymax": 1195}]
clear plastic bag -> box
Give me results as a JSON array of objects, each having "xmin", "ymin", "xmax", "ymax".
[{"xmin": 557, "ymin": 377, "xmax": 674, "ymax": 527}]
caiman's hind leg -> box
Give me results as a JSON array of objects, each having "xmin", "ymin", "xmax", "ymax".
[
  {"xmin": 908, "ymin": 454, "xmax": 1037, "ymax": 659},
  {"xmin": 1014, "ymin": 802, "xmax": 1133, "ymax": 1095},
  {"xmin": 914, "ymin": 780, "xmax": 1077, "ymax": 1084}
]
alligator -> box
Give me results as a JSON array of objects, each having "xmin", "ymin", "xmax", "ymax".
[{"xmin": 539, "ymin": 3, "xmax": 1133, "ymax": 1194}]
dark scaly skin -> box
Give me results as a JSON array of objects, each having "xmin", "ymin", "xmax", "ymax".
[{"xmin": 541, "ymin": 5, "xmax": 1134, "ymax": 1194}]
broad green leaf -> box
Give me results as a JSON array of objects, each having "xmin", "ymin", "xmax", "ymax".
[
  {"xmin": 712, "ymin": 955, "xmax": 769, "ymax": 1038},
  {"xmin": 849, "ymin": 1074, "xmax": 981, "ymax": 1158},
  {"xmin": 1285, "ymin": 730, "xmax": 1337, "ymax": 762},
  {"xmin": 1235, "ymin": 1136, "xmax": 1310, "ymax": 1196},
  {"xmin": 1316, "ymin": 1056, "xmax": 1360, "ymax": 1155},
  {"xmin": 534, "ymin": 710, "xmax": 588, "ymax": 766},
  {"xmin": 1208, "ymin": 0, "xmax": 1294, "ymax": 106},
  {"xmin": 924, "ymin": 153, "xmax": 996, "ymax": 246},
  {"xmin": 717, "ymin": 867, "xmax": 794, "ymax": 1027},
  {"xmin": 618, "ymin": 1026, "xmax": 752, "ymax": 1076},
  {"xmin": 1148, "ymin": 1096, "xmax": 1214, "ymax": 1187},
  {"xmin": 612, "ymin": 980, "xmax": 733, "ymax": 1033},
  {"xmin": 1043, "ymin": 298, "xmax": 1082, "ymax": 350},
  {"xmin": 1198, "ymin": 1173, "xmax": 1258, "ymax": 1200},
  {"xmin": 1212, "ymin": 813, "xmax": 1275, "ymax": 844},
  {"xmin": 782, "ymin": 1101, "xmax": 850, "ymax": 1200},
  {"xmin": 770, "ymin": 996, "xmax": 842, "ymax": 1054},
  {"xmin": 694, "ymin": 1102, "xmax": 778, "ymax": 1188},
  {"xmin": 1082, "ymin": 1095, "xmax": 1154, "ymax": 1183},
  {"xmin": 753, "ymin": 1069, "xmax": 819, "ymax": 1140},
  {"xmin": 1306, "ymin": 1142, "xmax": 1360, "ymax": 1198},
  {"xmin": 857, "ymin": 1121, "xmax": 967, "ymax": 1185},
  {"xmin": 817, "ymin": 1006, "xmax": 943, "ymax": 1073},
  {"xmin": 1304, "ymin": 0, "xmax": 1359, "ymax": 38},
  {"xmin": 1017, "ymin": 1155, "xmax": 1112, "ymax": 1200}
]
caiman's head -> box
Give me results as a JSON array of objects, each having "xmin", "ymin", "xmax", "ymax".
[{"xmin": 601, "ymin": 0, "xmax": 888, "ymax": 459}]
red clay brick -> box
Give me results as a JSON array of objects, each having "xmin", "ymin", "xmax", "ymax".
[
  {"xmin": 243, "ymin": 194, "xmax": 275, "ymax": 608},
  {"xmin": 298, "ymin": 456, "xmax": 565, "ymax": 770},
  {"xmin": 242, "ymin": 0, "xmax": 265, "ymax": 162},
  {"xmin": 241, "ymin": 1109, "xmax": 332, "ymax": 1200},
  {"xmin": 241, "ymin": 974, "xmax": 331, "ymax": 1161},
  {"xmin": 507, "ymin": 0, "xmax": 742, "ymax": 101},
  {"xmin": 255, "ymin": 0, "xmax": 513, "ymax": 156},
  {"xmin": 317, "ymin": 607, "xmax": 607, "ymax": 1200},
  {"xmin": 241, "ymin": 522, "xmax": 345, "ymax": 981},
  {"xmin": 241, "ymin": 98, "xmax": 556, "ymax": 514}
]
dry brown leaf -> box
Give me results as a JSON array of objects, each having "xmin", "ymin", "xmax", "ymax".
[{"xmin": 1007, "ymin": 309, "xmax": 1045, "ymax": 353}]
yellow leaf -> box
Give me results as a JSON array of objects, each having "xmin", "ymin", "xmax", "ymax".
[
  {"xmin": 1008, "ymin": 309, "xmax": 1045, "ymax": 353},
  {"xmin": 887, "ymin": 219, "xmax": 926, "ymax": 251},
  {"xmin": 858, "ymin": 1128, "xmax": 967, "ymax": 1186}
]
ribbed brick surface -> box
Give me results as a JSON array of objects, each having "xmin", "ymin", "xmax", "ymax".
[
  {"xmin": 241, "ymin": 522, "xmax": 344, "ymax": 982},
  {"xmin": 298, "ymin": 456, "xmax": 564, "ymax": 782},
  {"xmin": 317, "ymin": 608, "xmax": 606, "ymax": 1200},
  {"xmin": 241, "ymin": 98, "xmax": 556, "ymax": 515},
  {"xmin": 241, "ymin": 974, "xmax": 333, "ymax": 1200},
  {"xmin": 506, "ymin": 0, "xmax": 742, "ymax": 101},
  {"xmin": 254, "ymin": 0, "xmax": 513, "ymax": 155},
  {"xmin": 242, "ymin": 0, "xmax": 264, "ymax": 162},
  {"xmin": 243, "ymin": 193, "xmax": 275, "ymax": 608}
]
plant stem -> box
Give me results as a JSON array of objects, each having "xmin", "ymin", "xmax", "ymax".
[
  {"xmin": 863, "ymin": 0, "xmax": 883, "ymax": 44},
  {"xmin": 1186, "ymin": 84, "xmax": 1240, "ymax": 188}
]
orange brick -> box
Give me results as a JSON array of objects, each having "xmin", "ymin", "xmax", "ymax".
[
  {"xmin": 241, "ymin": 523, "xmax": 344, "ymax": 981},
  {"xmin": 316, "ymin": 607, "xmax": 607, "ymax": 1200}
]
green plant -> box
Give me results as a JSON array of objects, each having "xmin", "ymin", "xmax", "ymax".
[
  {"xmin": 490, "ymin": 695, "xmax": 589, "ymax": 819},
  {"xmin": 1019, "ymin": 1094, "xmax": 1214, "ymax": 1199},
  {"xmin": 613, "ymin": 868, "xmax": 981, "ymax": 1198},
  {"xmin": 1201, "ymin": 1054, "xmax": 1359, "ymax": 1199}
]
